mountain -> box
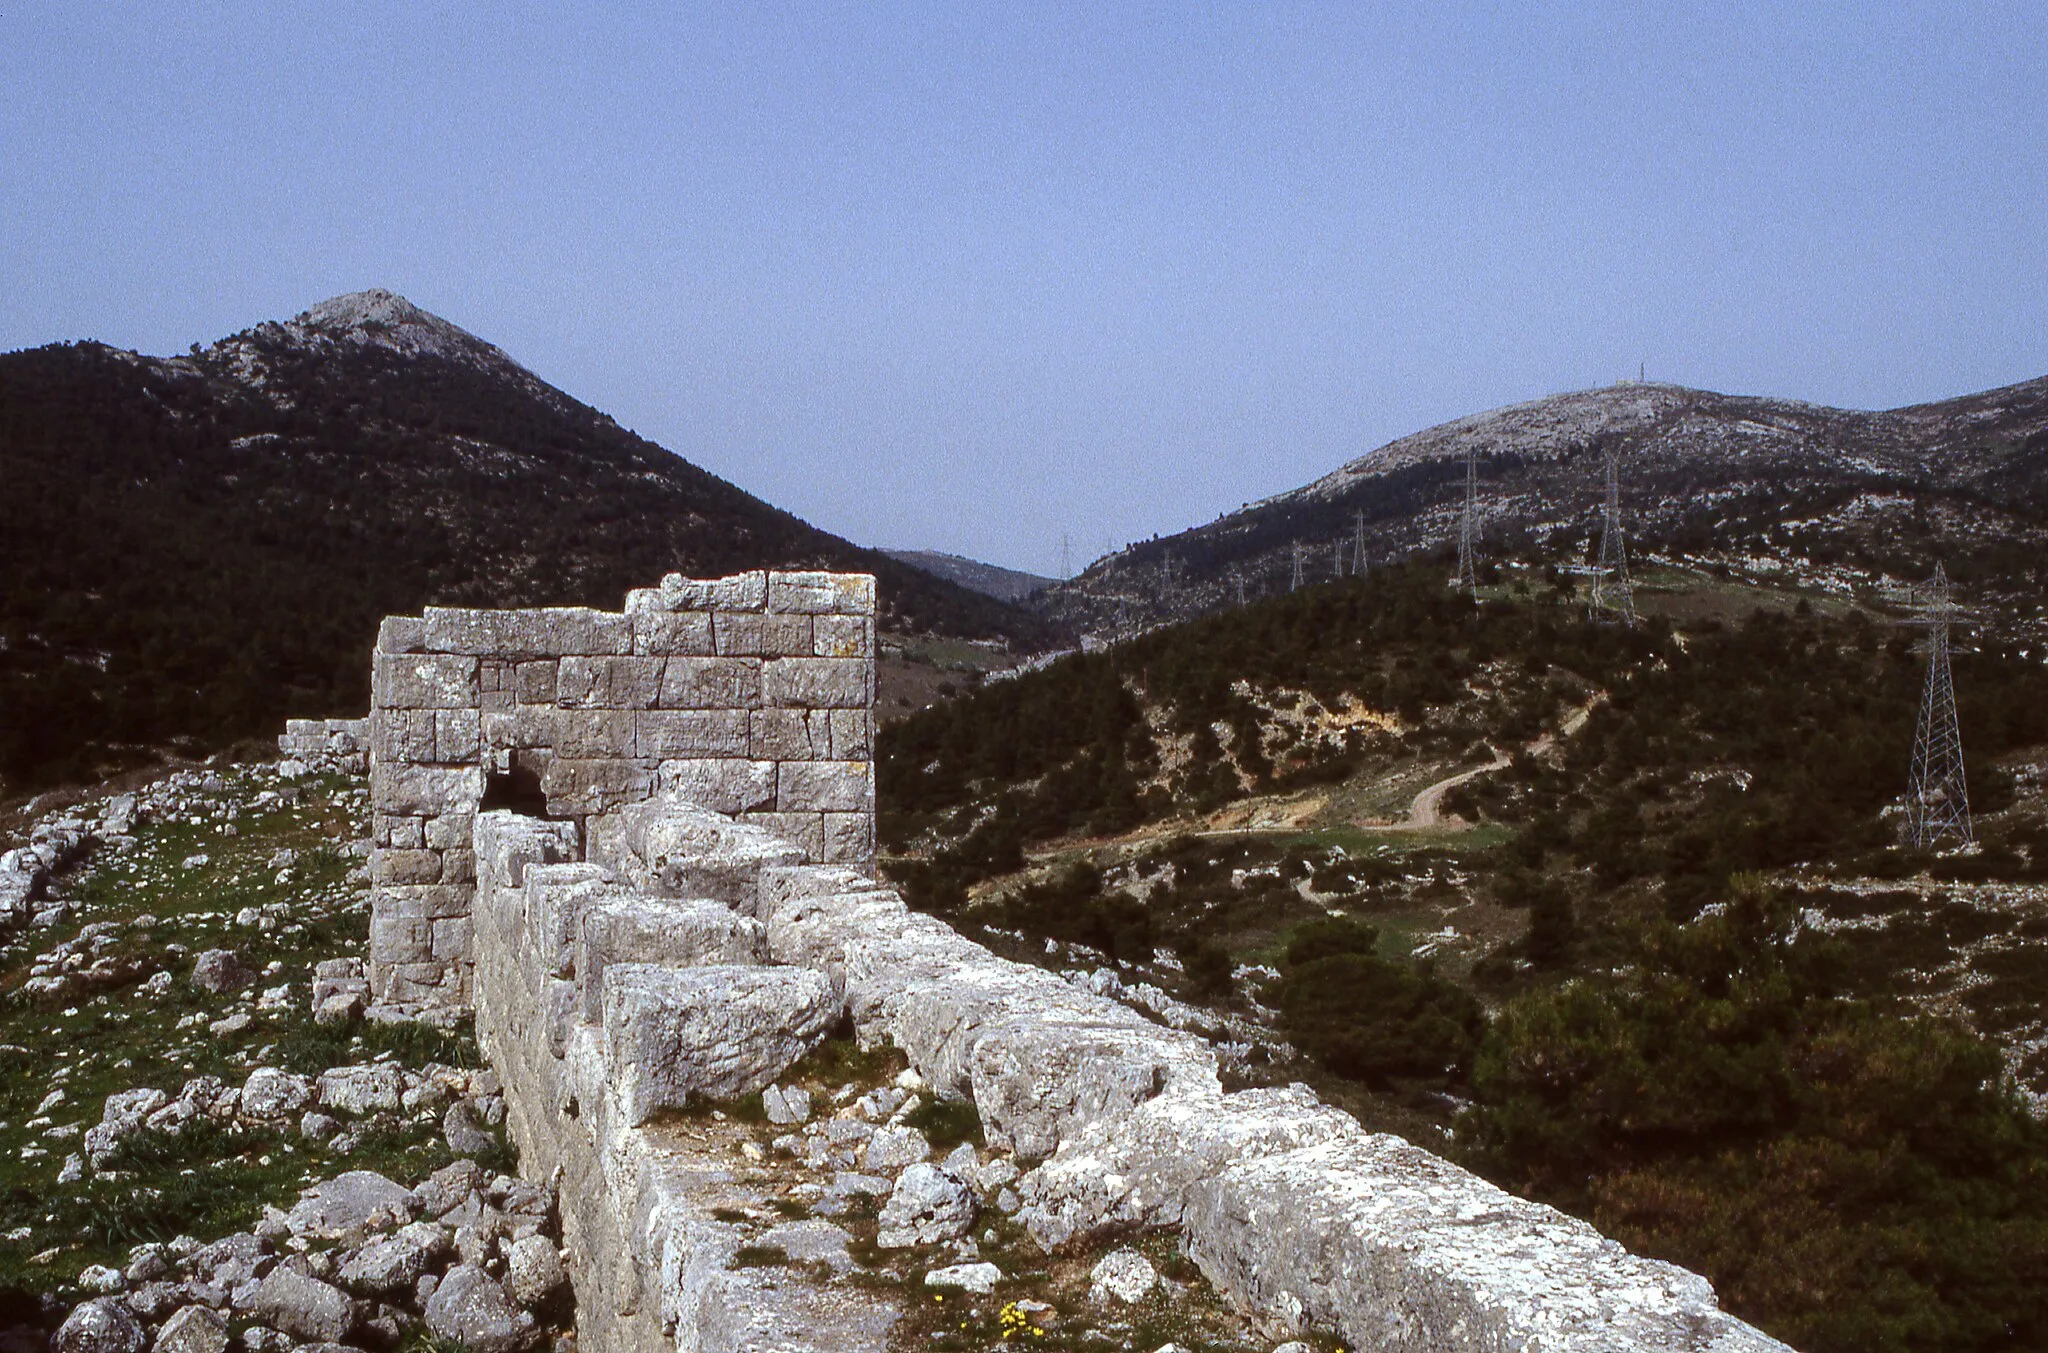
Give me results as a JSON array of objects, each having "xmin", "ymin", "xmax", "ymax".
[
  {"xmin": 0, "ymin": 290, "xmax": 1044, "ymax": 792},
  {"xmin": 880, "ymin": 549, "xmax": 1055, "ymax": 603},
  {"xmin": 1037, "ymin": 377, "xmax": 2048, "ymax": 635}
]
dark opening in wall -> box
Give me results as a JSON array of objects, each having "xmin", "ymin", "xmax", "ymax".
[{"xmin": 480, "ymin": 760, "xmax": 551, "ymax": 817}]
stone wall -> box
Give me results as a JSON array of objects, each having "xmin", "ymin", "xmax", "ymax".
[
  {"xmin": 362, "ymin": 572, "xmax": 876, "ymax": 1008},
  {"xmin": 465, "ymin": 791, "xmax": 1791, "ymax": 1353}
]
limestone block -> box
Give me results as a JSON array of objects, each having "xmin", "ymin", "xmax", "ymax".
[
  {"xmin": 374, "ymin": 884, "xmax": 475, "ymax": 919},
  {"xmin": 633, "ymin": 610, "xmax": 714, "ymax": 657},
  {"xmin": 371, "ymin": 848, "xmax": 444, "ymax": 885},
  {"xmin": 373, "ymin": 709, "xmax": 439, "ymax": 762},
  {"xmin": 522, "ymin": 863, "xmax": 613, "ymax": 977},
  {"xmin": 737, "ymin": 811, "xmax": 825, "ymax": 863},
  {"xmin": 594, "ymin": 798, "xmax": 807, "ymax": 905},
  {"xmin": 479, "ymin": 686, "xmax": 512, "ymax": 714},
  {"xmin": 473, "ymin": 812, "xmax": 582, "ymax": 891},
  {"xmin": 813, "ymin": 615, "xmax": 875, "ymax": 659},
  {"xmin": 431, "ymin": 916, "xmax": 473, "ymax": 962},
  {"xmin": 601, "ymin": 963, "xmax": 837, "ymax": 1124},
  {"xmin": 767, "ymin": 571, "xmax": 876, "ymax": 616},
  {"xmin": 1015, "ymin": 1084, "xmax": 1358, "ymax": 1249},
  {"xmin": 372, "ymin": 763, "xmax": 484, "ymax": 817},
  {"xmin": 828, "ymin": 709, "xmax": 874, "ymax": 758},
  {"xmin": 422, "ymin": 605, "xmax": 631, "ymax": 657},
  {"xmin": 481, "ymin": 710, "xmax": 549, "ymax": 752},
  {"xmin": 377, "ymin": 814, "xmax": 425, "ymax": 850},
  {"xmin": 541, "ymin": 758, "xmax": 656, "ymax": 817},
  {"xmin": 778, "ymin": 760, "xmax": 873, "ymax": 813},
  {"xmin": 765, "ymin": 888, "xmax": 911, "ymax": 994},
  {"xmin": 440, "ymin": 848, "xmax": 477, "ymax": 884},
  {"xmin": 822, "ymin": 812, "xmax": 876, "ymax": 866},
  {"xmin": 436, "ymin": 708, "xmax": 482, "ymax": 762},
  {"xmin": 714, "ymin": 612, "xmax": 813, "ymax": 658},
  {"xmin": 635, "ymin": 710, "xmax": 750, "ymax": 758},
  {"xmin": 378, "ymin": 615, "xmax": 427, "ymax": 655},
  {"xmin": 515, "ymin": 660, "xmax": 558, "ymax": 705},
  {"xmin": 755, "ymin": 864, "xmax": 890, "ymax": 926},
  {"xmin": 661, "ymin": 570, "xmax": 767, "ymax": 612},
  {"xmin": 655, "ymin": 758, "xmax": 777, "ymax": 815},
  {"xmin": 875, "ymin": 1162, "xmax": 974, "ymax": 1248},
  {"xmin": 578, "ymin": 896, "xmax": 766, "ymax": 1021},
  {"xmin": 373, "ymin": 652, "xmax": 479, "ymax": 710},
  {"xmin": 546, "ymin": 709, "xmax": 638, "ymax": 758},
  {"xmin": 1182, "ymin": 1134, "xmax": 1789, "ymax": 1352},
  {"xmin": 558, "ymin": 655, "xmax": 664, "ymax": 709},
  {"xmin": 369, "ymin": 916, "xmax": 434, "ymax": 967},
  {"xmin": 747, "ymin": 709, "xmax": 831, "ymax": 760},
  {"xmin": 968, "ymin": 1012, "xmax": 1218, "ymax": 1163},
  {"xmin": 658, "ymin": 657, "xmax": 763, "ymax": 710},
  {"xmin": 763, "ymin": 657, "xmax": 870, "ymax": 710},
  {"xmin": 424, "ymin": 812, "xmax": 475, "ymax": 851}
]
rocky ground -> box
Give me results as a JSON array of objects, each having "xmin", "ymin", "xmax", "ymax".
[
  {"xmin": 0, "ymin": 762, "xmax": 571, "ymax": 1353},
  {"xmin": 0, "ymin": 761, "xmax": 1342, "ymax": 1353}
]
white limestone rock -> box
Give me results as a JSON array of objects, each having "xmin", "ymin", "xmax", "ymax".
[
  {"xmin": 424, "ymin": 1263, "xmax": 537, "ymax": 1353},
  {"xmin": 52, "ymin": 1299, "xmax": 143, "ymax": 1353},
  {"xmin": 967, "ymin": 1010, "xmax": 1218, "ymax": 1163},
  {"xmin": 1182, "ymin": 1133, "xmax": 1792, "ymax": 1352},
  {"xmin": 240, "ymin": 1069, "xmax": 315, "ymax": 1119},
  {"xmin": 925, "ymin": 1261, "xmax": 1002, "ymax": 1294},
  {"xmin": 318, "ymin": 1064, "xmax": 405, "ymax": 1116},
  {"xmin": 286, "ymin": 1170, "xmax": 414, "ymax": 1243},
  {"xmin": 577, "ymin": 895, "xmax": 765, "ymax": 1021},
  {"xmin": 1089, "ymin": 1249, "xmax": 1158, "ymax": 1305},
  {"xmin": 601, "ymin": 963, "xmax": 837, "ymax": 1125},
  {"xmin": 862, "ymin": 1125, "xmax": 931, "ymax": 1173},
  {"xmin": 236, "ymin": 1265, "xmax": 357, "ymax": 1342},
  {"xmin": 503, "ymin": 1234, "xmax": 566, "ymax": 1309},
  {"xmin": 876, "ymin": 1163, "xmax": 975, "ymax": 1249},
  {"xmin": 762, "ymin": 1083, "xmax": 812, "ymax": 1125},
  {"xmin": 338, "ymin": 1221, "xmax": 449, "ymax": 1296},
  {"xmin": 151, "ymin": 1305, "xmax": 228, "ymax": 1353}
]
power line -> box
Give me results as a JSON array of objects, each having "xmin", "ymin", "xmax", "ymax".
[
  {"xmin": 1455, "ymin": 446, "xmax": 1479, "ymax": 598},
  {"xmin": 1588, "ymin": 449, "xmax": 1637, "ymax": 627},
  {"xmin": 1901, "ymin": 563, "xmax": 1973, "ymax": 850}
]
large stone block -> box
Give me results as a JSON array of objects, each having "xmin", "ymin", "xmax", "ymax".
[
  {"xmin": 755, "ymin": 863, "xmax": 889, "ymax": 926},
  {"xmin": 737, "ymin": 811, "xmax": 824, "ymax": 863},
  {"xmin": 422, "ymin": 606, "xmax": 632, "ymax": 657},
  {"xmin": 376, "ymin": 814, "xmax": 425, "ymax": 850},
  {"xmin": 430, "ymin": 916, "xmax": 473, "ymax": 962},
  {"xmin": 813, "ymin": 615, "xmax": 875, "ymax": 659},
  {"xmin": 764, "ymin": 887, "xmax": 910, "ymax": 994},
  {"xmin": 829, "ymin": 709, "xmax": 874, "ymax": 759},
  {"xmin": 661, "ymin": 571, "xmax": 767, "ymax": 612},
  {"xmin": 378, "ymin": 615, "xmax": 427, "ymax": 654},
  {"xmin": 373, "ymin": 709, "xmax": 438, "ymax": 763},
  {"xmin": 424, "ymin": 812, "xmax": 475, "ymax": 851},
  {"xmin": 967, "ymin": 1012, "xmax": 1218, "ymax": 1163},
  {"xmin": 541, "ymin": 758, "xmax": 656, "ymax": 816},
  {"xmin": 371, "ymin": 848, "xmax": 445, "ymax": 885},
  {"xmin": 436, "ymin": 709, "xmax": 482, "ymax": 762},
  {"xmin": 635, "ymin": 710, "xmax": 750, "ymax": 758},
  {"xmin": 369, "ymin": 915, "xmax": 434, "ymax": 966},
  {"xmin": 633, "ymin": 610, "xmax": 714, "ymax": 657},
  {"xmin": 1016, "ymin": 1084, "xmax": 1358, "ymax": 1249},
  {"xmin": 657, "ymin": 657, "xmax": 763, "ymax": 710},
  {"xmin": 821, "ymin": 812, "xmax": 875, "ymax": 866},
  {"xmin": 374, "ymin": 884, "xmax": 478, "ymax": 920},
  {"xmin": 373, "ymin": 652, "xmax": 479, "ymax": 710},
  {"xmin": 578, "ymin": 897, "xmax": 766, "ymax": 1021},
  {"xmin": 777, "ymin": 760, "xmax": 872, "ymax": 814},
  {"xmin": 473, "ymin": 812, "xmax": 582, "ymax": 891},
  {"xmin": 558, "ymin": 656, "xmax": 665, "ymax": 709},
  {"xmin": 656, "ymin": 759, "xmax": 777, "ymax": 815},
  {"xmin": 1182, "ymin": 1135, "xmax": 1789, "ymax": 1352},
  {"xmin": 767, "ymin": 571, "xmax": 876, "ymax": 616},
  {"xmin": 515, "ymin": 660, "xmax": 559, "ymax": 705},
  {"xmin": 601, "ymin": 963, "xmax": 837, "ymax": 1124},
  {"xmin": 545, "ymin": 709, "xmax": 638, "ymax": 758},
  {"xmin": 763, "ymin": 658, "xmax": 870, "ymax": 710},
  {"xmin": 372, "ymin": 763, "xmax": 484, "ymax": 816},
  {"xmin": 747, "ymin": 709, "xmax": 830, "ymax": 760},
  {"xmin": 713, "ymin": 612, "xmax": 812, "ymax": 658},
  {"xmin": 521, "ymin": 863, "xmax": 613, "ymax": 978}
]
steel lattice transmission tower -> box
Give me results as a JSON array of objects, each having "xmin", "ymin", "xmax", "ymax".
[
  {"xmin": 1454, "ymin": 446, "xmax": 1480, "ymax": 597},
  {"xmin": 1902, "ymin": 563, "xmax": 1973, "ymax": 850},
  {"xmin": 1352, "ymin": 510, "xmax": 1368, "ymax": 576},
  {"xmin": 1587, "ymin": 450, "xmax": 1638, "ymax": 627},
  {"xmin": 1290, "ymin": 541, "xmax": 1306, "ymax": 592}
]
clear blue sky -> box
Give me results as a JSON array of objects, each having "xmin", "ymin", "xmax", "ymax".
[{"xmin": 4, "ymin": 4, "xmax": 2044, "ymax": 574}]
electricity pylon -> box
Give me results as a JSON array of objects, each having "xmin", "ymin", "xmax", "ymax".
[
  {"xmin": 1587, "ymin": 450, "xmax": 1637, "ymax": 627},
  {"xmin": 1231, "ymin": 567, "xmax": 1247, "ymax": 607},
  {"xmin": 1290, "ymin": 542, "xmax": 1306, "ymax": 592},
  {"xmin": 1454, "ymin": 446, "xmax": 1480, "ymax": 598},
  {"xmin": 1352, "ymin": 510, "xmax": 1368, "ymax": 577},
  {"xmin": 1902, "ymin": 563, "xmax": 1973, "ymax": 850}
]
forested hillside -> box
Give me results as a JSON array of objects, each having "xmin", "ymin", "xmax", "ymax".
[{"xmin": 878, "ymin": 562, "xmax": 2048, "ymax": 1352}]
